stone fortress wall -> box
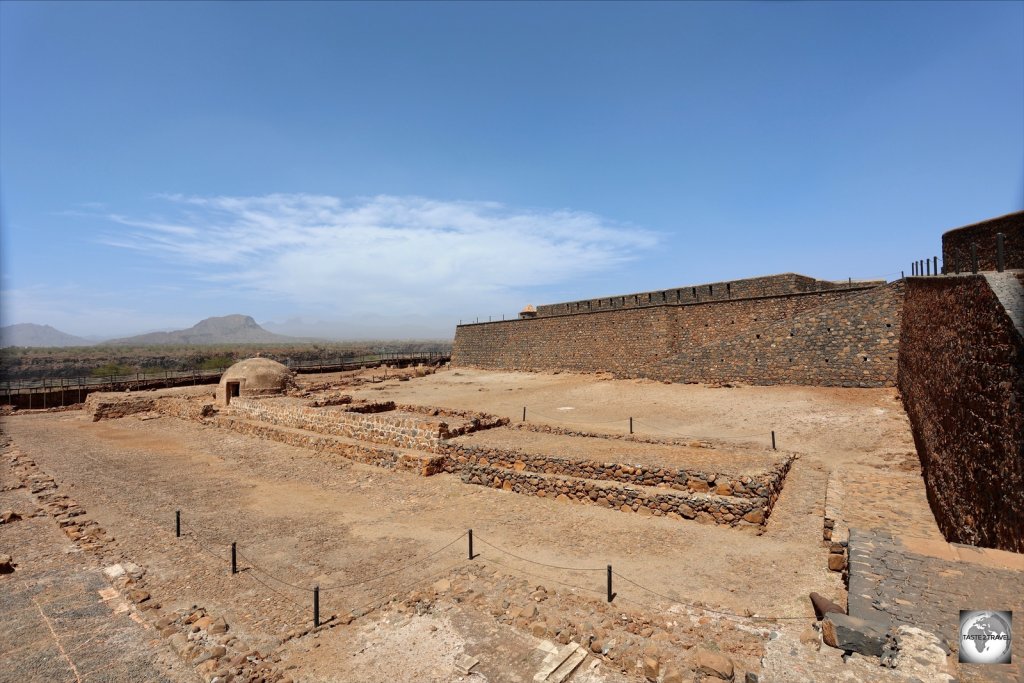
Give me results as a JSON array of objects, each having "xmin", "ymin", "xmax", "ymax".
[
  {"xmin": 898, "ymin": 272, "xmax": 1024, "ymax": 553},
  {"xmin": 453, "ymin": 210, "xmax": 1024, "ymax": 553},
  {"xmin": 942, "ymin": 211, "xmax": 1024, "ymax": 273},
  {"xmin": 454, "ymin": 275, "xmax": 902, "ymax": 387},
  {"xmin": 535, "ymin": 273, "xmax": 883, "ymax": 317}
]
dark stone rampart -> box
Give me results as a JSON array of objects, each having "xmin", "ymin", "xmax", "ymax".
[
  {"xmin": 453, "ymin": 282, "xmax": 902, "ymax": 387},
  {"xmin": 898, "ymin": 275, "xmax": 1024, "ymax": 552},
  {"xmin": 941, "ymin": 211, "xmax": 1023, "ymax": 273},
  {"xmin": 657, "ymin": 282, "xmax": 904, "ymax": 387},
  {"xmin": 536, "ymin": 273, "xmax": 883, "ymax": 317}
]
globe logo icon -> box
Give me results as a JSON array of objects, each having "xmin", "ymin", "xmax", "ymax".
[{"xmin": 959, "ymin": 610, "xmax": 1012, "ymax": 664}]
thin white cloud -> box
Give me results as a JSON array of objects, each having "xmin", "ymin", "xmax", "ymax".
[{"xmin": 100, "ymin": 194, "xmax": 659, "ymax": 316}]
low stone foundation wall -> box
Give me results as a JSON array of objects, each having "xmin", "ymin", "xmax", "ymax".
[
  {"xmin": 395, "ymin": 404, "xmax": 510, "ymax": 437},
  {"xmin": 87, "ymin": 393, "xmax": 215, "ymax": 422},
  {"xmin": 460, "ymin": 464, "xmax": 766, "ymax": 527},
  {"xmin": 155, "ymin": 397, "xmax": 215, "ymax": 421},
  {"xmin": 442, "ymin": 443, "xmax": 790, "ymax": 501},
  {"xmin": 228, "ymin": 398, "xmax": 452, "ymax": 452},
  {"xmin": 84, "ymin": 392, "xmax": 788, "ymax": 528},
  {"xmin": 510, "ymin": 421, "xmax": 712, "ymax": 448},
  {"xmin": 85, "ymin": 393, "xmax": 157, "ymax": 421},
  {"xmin": 215, "ymin": 415, "xmax": 445, "ymax": 476}
]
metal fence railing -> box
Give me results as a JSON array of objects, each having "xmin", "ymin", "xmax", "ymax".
[{"xmin": 1, "ymin": 351, "xmax": 450, "ymax": 398}]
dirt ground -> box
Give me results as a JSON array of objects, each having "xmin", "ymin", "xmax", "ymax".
[{"xmin": 0, "ymin": 367, "xmax": 935, "ymax": 682}]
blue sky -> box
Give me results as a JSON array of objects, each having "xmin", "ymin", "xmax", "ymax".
[{"xmin": 1, "ymin": 1, "xmax": 1022, "ymax": 339}]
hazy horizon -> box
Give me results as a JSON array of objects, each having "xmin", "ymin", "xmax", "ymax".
[{"xmin": 2, "ymin": 2, "xmax": 1022, "ymax": 338}]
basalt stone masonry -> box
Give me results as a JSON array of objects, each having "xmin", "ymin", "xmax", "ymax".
[
  {"xmin": 536, "ymin": 273, "xmax": 882, "ymax": 317},
  {"xmin": 453, "ymin": 275, "xmax": 901, "ymax": 387},
  {"xmin": 656, "ymin": 281, "xmax": 904, "ymax": 388},
  {"xmin": 898, "ymin": 274, "xmax": 1024, "ymax": 553},
  {"xmin": 941, "ymin": 210, "xmax": 1023, "ymax": 274},
  {"xmin": 226, "ymin": 398, "xmax": 505, "ymax": 453}
]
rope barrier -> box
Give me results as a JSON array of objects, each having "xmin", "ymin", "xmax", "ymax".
[
  {"xmin": 611, "ymin": 570, "xmax": 812, "ymax": 621},
  {"xmin": 183, "ymin": 531, "xmax": 230, "ymax": 563},
  {"xmin": 474, "ymin": 535, "xmax": 605, "ymax": 572},
  {"xmin": 475, "ymin": 556, "xmax": 607, "ymax": 597},
  {"xmin": 232, "ymin": 548, "xmax": 316, "ymax": 593},
  {"xmin": 519, "ymin": 408, "xmax": 770, "ymax": 443},
  {"xmin": 188, "ymin": 530, "xmax": 469, "ymax": 594},
  {"xmin": 177, "ymin": 518, "xmax": 817, "ymax": 624},
  {"xmin": 334, "ymin": 559, "xmax": 467, "ymax": 620},
  {"xmin": 238, "ymin": 564, "xmax": 310, "ymax": 610},
  {"xmin": 630, "ymin": 418, "xmax": 766, "ymax": 441},
  {"xmin": 524, "ymin": 409, "xmax": 630, "ymax": 426},
  {"xmin": 317, "ymin": 531, "xmax": 467, "ymax": 592}
]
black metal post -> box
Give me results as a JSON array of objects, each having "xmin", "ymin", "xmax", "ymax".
[
  {"xmin": 997, "ymin": 233, "xmax": 1005, "ymax": 272},
  {"xmin": 933, "ymin": 256, "xmax": 938, "ymax": 276},
  {"xmin": 313, "ymin": 585, "xmax": 320, "ymax": 627},
  {"xmin": 911, "ymin": 262, "xmax": 916, "ymax": 277},
  {"xmin": 771, "ymin": 430, "xmax": 776, "ymax": 450},
  {"xmin": 926, "ymin": 258, "xmax": 931, "ymax": 276},
  {"xmin": 175, "ymin": 510, "xmax": 181, "ymax": 538},
  {"xmin": 468, "ymin": 529, "xmax": 474, "ymax": 560},
  {"xmin": 231, "ymin": 542, "xmax": 237, "ymax": 574},
  {"xmin": 522, "ymin": 406, "xmax": 526, "ymax": 422},
  {"xmin": 629, "ymin": 417, "xmax": 633, "ymax": 434},
  {"xmin": 607, "ymin": 565, "xmax": 614, "ymax": 602},
  {"xmin": 971, "ymin": 243, "xmax": 978, "ymax": 273}
]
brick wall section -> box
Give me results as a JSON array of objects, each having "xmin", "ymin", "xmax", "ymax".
[
  {"xmin": 898, "ymin": 275, "xmax": 1024, "ymax": 553},
  {"xmin": 454, "ymin": 282, "xmax": 903, "ymax": 387},
  {"xmin": 657, "ymin": 281, "xmax": 904, "ymax": 387},
  {"xmin": 941, "ymin": 210, "xmax": 1023, "ymax": 273},
  {"xmin": 536, "ymin": 273, "xmax": 883, "ymax": 317}
]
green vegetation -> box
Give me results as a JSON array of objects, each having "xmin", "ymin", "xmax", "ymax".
[
  {"xmin": 199, "ymin": 354, "xmax": 236, "ymax": 371},
  {"xmin": 0, "ymin": 340, "xmax": 452, "ymax": 382},
  {"xmin": 90, "ymin": 363, "xmax": 136, "ymax": 378}
]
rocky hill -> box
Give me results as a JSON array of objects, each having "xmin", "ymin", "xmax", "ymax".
[
  {"xmin": 0, "ymin": 323, "xmax": 92, "ymax": 348},
  {"xmin": 105, "ymin": 315, "xmax": 296, "ymax": 346}
]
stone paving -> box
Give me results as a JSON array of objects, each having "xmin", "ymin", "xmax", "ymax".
[
  {"xmin": 0, "ymin": 478, "xmax": 196, "ymax": 683},
  {"xmin": 983, "ymin": 270, "xmax": 1024, "ymax": 334},
  {"xmin": 827, "ymin": 462, "xmax": 946, "ymax": 544},
  {"xmin": 847, "ymin": 529, "xmax": 1023, "ymax": 683}
]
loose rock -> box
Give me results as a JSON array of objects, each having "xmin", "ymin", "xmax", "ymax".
[
  {"xmin": 821, "ymin": 613, "xmax": 890, "ymax": 657},
  {"xmin": 693, "ymin": 647, "xmax": 734, "ymax": 681}
]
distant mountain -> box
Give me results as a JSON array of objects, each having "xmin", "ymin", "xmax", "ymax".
[
  {"xmin": 0, "ymin": 323, "xmax": 92, "ymax": 348},
  {"xmin": 105, "ymin": 314, "xmax": 297, "ymax": 345}
]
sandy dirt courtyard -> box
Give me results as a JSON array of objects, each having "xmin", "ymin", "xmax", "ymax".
[{"xmin": 0, "ymin": 368, "xmax": 936, "ymax": 682}]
